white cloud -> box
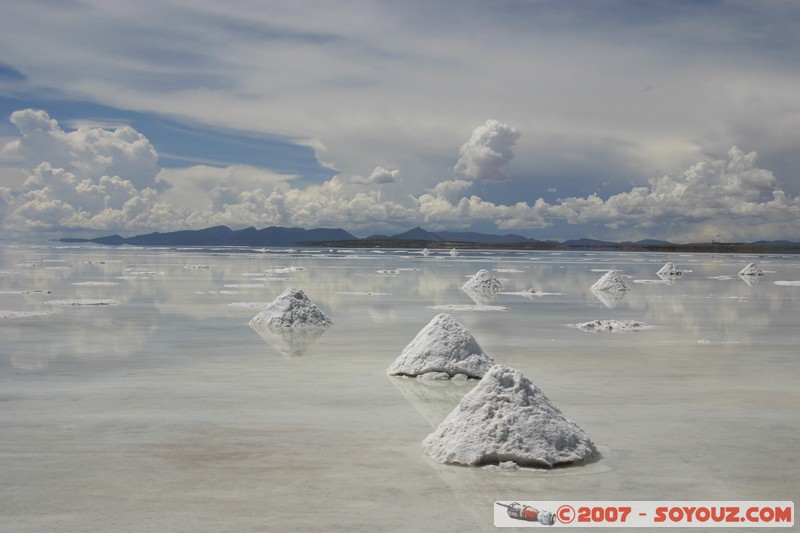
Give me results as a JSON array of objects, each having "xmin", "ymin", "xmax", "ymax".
[
  {"xmin": 156, "ymin": 164, "xmax": 297, "ymax": 211},
  {"xmin": 0, "ymin": 105, "xmax": 797, "ymax": 242},
  {"xmin": 0, "ymin": 186, "xmax": 12, "ymax": 221},
  {"xmin": 414, "ymin": 185, "xmax": 548, "ymax": 231},
  {"xmin": 453, "ymin": 120, "xmax": 521, "ymax": 181},
  {"xmin": 189, "ymin": 176, "xmax": 419, "ymax": 232},
  {"xmin": 1, "ymin": 0, "xmax": 799, "ymax": 204},
  {"xmin": 414, "ymin": 147, "xmax": 800, "ymax": 241},
  {"xmin": 350, "ymin": 166, "xmax": 399, "ymax": 184},
  {"xmin": 6, "ymin": 162, "xmax": 181, "ymax": 233},
  {"xmin": 2, "ymin": 109, "xmax": 160, "ymax": 189}
]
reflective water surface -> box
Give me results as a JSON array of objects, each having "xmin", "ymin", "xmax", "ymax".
[{"xmin": 1, "ymin": 244, "xmax": 798, "ymax": 532}]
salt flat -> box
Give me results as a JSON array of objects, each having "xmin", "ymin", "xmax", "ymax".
[{"xmin": 1, "ymin": 244, "xmax": 798, "ymax": 532}]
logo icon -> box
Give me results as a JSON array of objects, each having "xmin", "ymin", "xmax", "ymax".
[{"xmin": 496, "ymin": 502, "xmax": 556, "ymax": 525}]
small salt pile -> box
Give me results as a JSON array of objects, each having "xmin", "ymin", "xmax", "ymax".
[
  {"xmin": 422, "ymin": 365, "xmax": 597, "ymax": 468},
  {"xmin": 249, "ymin": 288, "xmax": 332, "ymax": 328},
  {"xmin": 591, "ymin": 270, "xmax": 629, "ymax": 292},
  {"xmin": 449, "ymin": 248, "xmax": 459, "ymax": 257},
  {"xmin": 738, "ymin": 263, "xmax": 763, "ymax": 276},
  {"xmin": 657, "ymin": 262, "xmax": 681, "ymax": 276},
  {"xmin": 573, "ymin": 319, "xmax": 649, "ymax": 332},
  {"xmin": 462, "ymin": 269, "xmax": 503, "ymax": 305},
  {"xmin": 421, "ymin": 248, "xmax": 431, "ymax": 257},
  {"xmin": 387, "ymin": 313, "xmax": 494, "ymax": 379},
  {"xmin": 462, "ymin": 269, "xmax": 503, "ymax": 295}
]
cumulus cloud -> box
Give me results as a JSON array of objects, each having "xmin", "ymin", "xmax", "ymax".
[
  {"xmin": 6, "ymin": 143, "xmax": 797, "ymax": 241},
  {"xmin": 2, "ymin": 109, "xmax": 161, "ymax": 189},
  {"xmin": 0, "ymin": 109, "xmax": 421, "ymax": 235},
  {"xmin": 415, "ymin": 184, "xmax": 548, "ymax": 231},
  {"xmin": 453, "ymin": 120, "xmax": 521, "ymax": 181},
  {"xmin": 0, "ymin": 186, "xmax": 12, "ymax": 219},
  {"xmin": 0, "ymin": 107, "xmax": 796, "ymax": 242},
  {"xmin": 350, "ymin": 166, "xmax": 400, "ymax": 184},
  {"xmin": 188, "ymin": 176, "xmax": 419, "ymax": 232},
  {"xmin": 415, "ymin": 146, "xmax": 800, "ymax": 241},
  {"xmin": 156, "ymin": 164, "xmax": 297, "ymax": 212},
  {"xmin": 6, "ymin": 162, "xmax": 182, "ymax": 232}
]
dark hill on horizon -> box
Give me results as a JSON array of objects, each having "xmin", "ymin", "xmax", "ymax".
[
  {"xmin": 61, "ymin": 225, "xmax": 356, "ymax": 247},
  {"xmin": 388, "ymin": 226, "xmax": 543, "ymax": 244},
  {"xmin": 59, "ymin": 225, "xmax": 800, "ymax": 253}
]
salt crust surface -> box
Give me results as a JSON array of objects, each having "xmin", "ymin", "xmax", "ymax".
[
  {"xmin": 0, "ymin": 310, "xmax": 54, "ymax": 318},
  {"xmin": 249, "ymin": 288, "xmax": 332, "ymax": 328},
  {"xmin": 125, "ymin": 270, "xmax": 164, "ymax": 276},
  {"xmin": 228, "ymin": 301, "xmax": 271, "ymax": 308},
  {"xmin": 387, "ymin": 313, "xmax": 495, "ymax": 379},
  {"xmin": 44, "ymin": 299, "xmax": 120, "ymax": 306},
  {"xmin": 774, "ymin": 281, "xmax": 800, "ymax": 286},
  {"xmin": 500, "ymin": 290, "xmax": 563, "ymax": 297},
  {"xmin": 570, "ymin": 319, "xmax": 650, "ymax": 332},
  {"xmin": 591, "ymin": 271, "xmax": 629, "ymax": 292},
  {"xmin": 0, "ymin": 290, "xmax": 51, "ymax": 294},
  {"xmin": 427, "ymin": 304, "xmax": 509, "ymax": 312},
  {"xmin": 72, "ymin": 282, "xmax": 119, "ymax": 286},
  {"xmin": 264, "ymin": 267, "xmax": 303, "ymax": 274},
  {"xmin": 422, "ymin": 365, "xmax": 598, "ymax": 467},
  {"xmin": 335, "ymin": 291, "xmax": 391, "ymax": 296}
]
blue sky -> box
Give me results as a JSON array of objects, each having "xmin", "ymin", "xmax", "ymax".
[{"xmin": 1, "ymin": 0, "xmax": 799, "ymax": 242}]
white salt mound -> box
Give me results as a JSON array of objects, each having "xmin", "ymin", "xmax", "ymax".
[
  {"xmin": 657, "ymin": 262, "xmax": 681, "ymax": 276},
  {"xmin": 249, "ymin": 288, "xmax": 332, "ymax": 328},
  {"xmin": 426, "ymin": 304, "xmax": 509, "ymax": 312},
  {"xmin": 45, "ymin": 299, "xmax": 119, "ymax": 306},
  {"xmin": 0, "ymin": 310, "xmax": 53, "ymax": 318},
  {"xmin": 573, "ymin": 319, "xmax": 649, "ymax": 332},
  {"xmin": 738, "ymin": 262, "xmax": 763, "ymax": 276},
  {"xmin": 422, "ymin": 365, "xmax": 598, "ymax": 468},
  {"xmin": 462, "ymin": 269, "xmax": 503, "ymax": 294},
  {"xmin": 387, "ymin": 313, "xmax": 495, "ymax": 379},
  {"xmin": 591, "ymin": 270, "xmax": 629, "ymax": 292}
]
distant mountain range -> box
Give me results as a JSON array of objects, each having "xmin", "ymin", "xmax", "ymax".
[
  {"xmin": 59, "ymin": 224, "xmax": 800, "ymax": 252},
  {"xmin": 388, "ymin": 227, "xmax": 543, "ymax": 244},
  {"xmin": 60, "ymin": 225, "xmax": 356, "ymax": 247}
]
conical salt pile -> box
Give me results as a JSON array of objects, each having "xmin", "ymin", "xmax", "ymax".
[
  {"xmin": 387, "ymin": 313, "xmax": 494, "ymax": 379},
  {"xmin": 657, "ymin": 262, "xmax": 681, "ymax": 276},
  {"xmin": 591, "ymin": 270, "xmax": 629, "ymax": 292},
  {"xmin": 422, "ymin": 365, "xmax": 597, "ymax": 468},
  {"xmin": 249, "ymin": 288, "xmax": 332, "ymax": 328},
  {"xmin": 462, "ymin": 269, "xmax": 503, "ymax": 295},
  {"xmin": 738, "ymin": 262, "xmax": 763, "ymax": 276}
]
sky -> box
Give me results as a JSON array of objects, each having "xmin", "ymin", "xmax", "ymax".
[{"xmin": 1, "ymin": 0, "xmax": 799, "ymax": 243}]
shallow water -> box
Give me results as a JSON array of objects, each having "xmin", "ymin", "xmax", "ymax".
[{"xmin": 1, "ymin": 244, "xmax": 798, "ymax": 532}]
